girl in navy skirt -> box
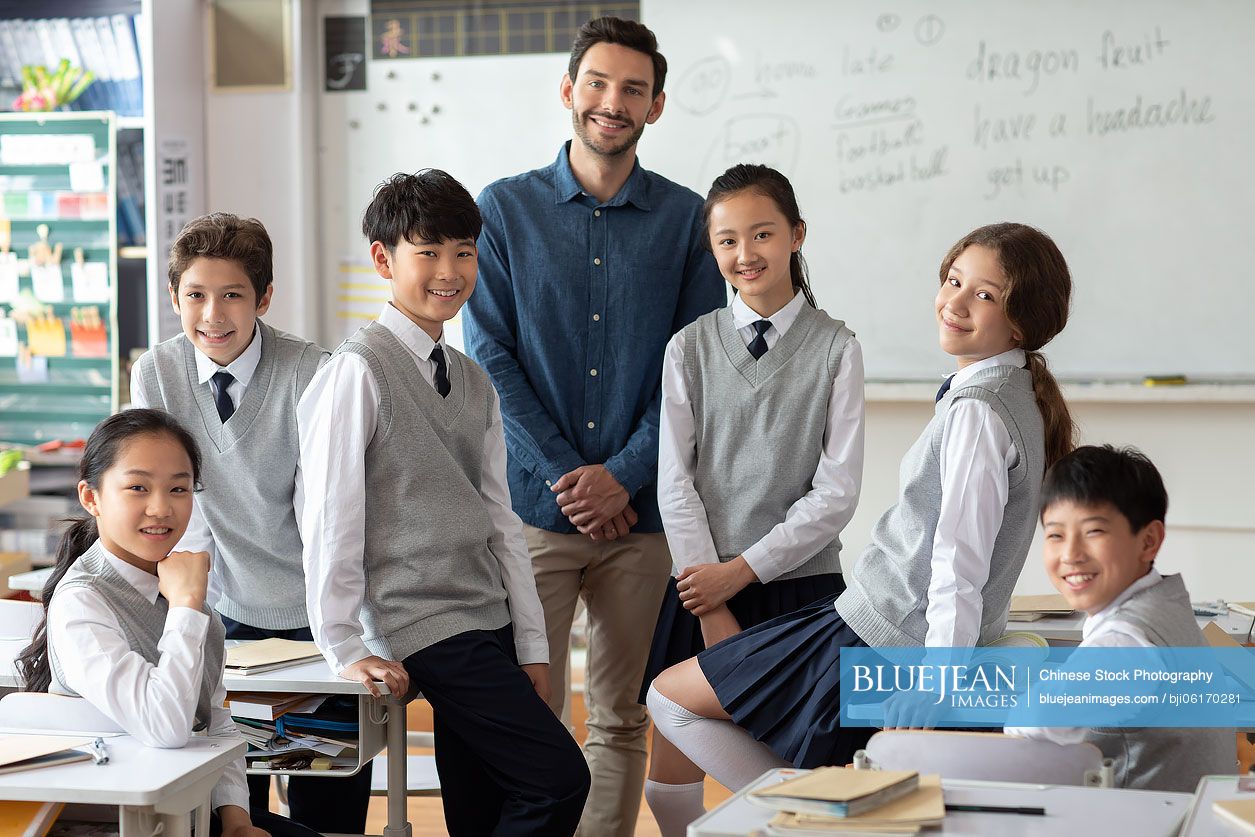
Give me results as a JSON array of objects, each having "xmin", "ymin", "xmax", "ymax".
[
  {"xmin": 641, "ymin": 164, "xmax": 865, "ymax": 835},
  {"xmin": 647, "ymin": 223, "xmax": 1077, "ymax": 811}
]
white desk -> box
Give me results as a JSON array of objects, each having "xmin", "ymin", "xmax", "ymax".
[
  {"xmin": 690, "ymin": 768, "xmax": 1192, "ymax": 836},
  {"xmin": 1006, "ymin": 609, "xmax": 1255, "ymax": 645},
  {"xmin": 0, "ymin": 642, "xmax": 414, "ymax": 837},
  {"xmin": 1179, "ymin": 775, "xmax": 1255, "ymax": 836},
  {"xmin": 7, "ymin": 567, "xmax": 52, "ymax": 596},
  {"xmin": 0, "ymin": 733, "xmax": 244, "ymax": 837}
]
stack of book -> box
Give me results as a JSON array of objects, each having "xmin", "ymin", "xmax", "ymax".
[
  {"xmin": 1008, "ymin": 593, "xmax": 1074, "ymax": 622},
  {"xmin": 748, "ymin": 768, "xmax": 945, "ymax": 835},
  {"xmin": 224, "ymin": 638, "xmax": 322, "ymax": 675},
  {"xmin": 227, "ymin": 692, "xmax": 360, "ymax": 772}
]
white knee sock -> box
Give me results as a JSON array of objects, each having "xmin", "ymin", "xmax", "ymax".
[
  {"xmin": 644, "ymin": 779, "xmax": 705, "ymax": 837},
  {"xmin": 646, "ymin": 684, "xmax": 789, "ymax": 791}
]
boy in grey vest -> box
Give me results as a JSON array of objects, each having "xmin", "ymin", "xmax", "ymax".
[
  {"xmin": 1006, "ymin": 445, "xmax": 1236, "ymax": 791},
  {"xmin": 128, "ymin": 214, "xmax": 370, "ymax": 831},
  {"xmin": 296, "ymin": 170, "xmax": 589, "ymax": 836}
]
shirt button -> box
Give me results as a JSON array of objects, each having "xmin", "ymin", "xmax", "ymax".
[
  {"xmin": 590, "ymin": 369, "xmax": 598, "ymax": 377},
  {"xmin": 594, "ymin": 209, "xmax": 601, "ymax": 217},
  {"xmin": 587, "ymin": 421, "xmax": 595, "ymax": 429},
  {"xmin": 545, "ymin": 480, "xmax": 552, "ymax": 487},
  {"xmin": 594, "ymin": 257, "xmax": 602, "ymax": 266},
  {"xmin": 592, "ymin": 313, "xmax": 601, "ymax": 321}
]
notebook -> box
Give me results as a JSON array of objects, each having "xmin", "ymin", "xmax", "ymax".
[
  {"xmin": 0, "ymin": 736, "xmax": 93, "ymax": 776},
  {"xmin": 224, "ymin": 639, "xmax": 321, "ymax": 675},
  {"xmin": 765, "ymin": 776, "xmax": 944, "ymax": 834},
  {"xmin": 1009, "ymin": 593, "xmax": 1074, "ymax": 618},
  {"xmin": 227, "ymin": 692, "xmax": 324, "ymax": 722},
  {"xmin": 749, "ymin": 767, "xmax": 921, "ymax": 817}
]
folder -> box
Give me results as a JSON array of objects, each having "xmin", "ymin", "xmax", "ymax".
[
  {"xmin": 0, "ymin": 800, "xmax": 64, "ymax": 837},
  {"xmin": 1009, "ymin": 593, "xmax": 1074, "ymax": 618},
  {"xmin": 749, "ymin": 767, "xmax": 921, "ymax": 817},
  {"xmin": 225, "ymin": 638, "xmax": 323, "ymax": 675},
  {"xmin": 766, "ymin": 775, "xmax": 944, "ymax": 833},
  {"xmin": 0, "ymin": 735, "xmax": 93, "ymax": 776}
]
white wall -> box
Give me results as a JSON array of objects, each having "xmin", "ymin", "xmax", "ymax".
[{"xmin": 203, "ymin": 0, "xmax": 321, "ymax": 340}]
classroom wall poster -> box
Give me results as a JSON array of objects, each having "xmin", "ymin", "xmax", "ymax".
[{"xmin": 154, "ymin": 137, "xmax": 195, "ymax": 342}]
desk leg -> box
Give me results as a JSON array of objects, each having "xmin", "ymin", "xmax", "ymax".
[
  {"xmin": 120, "ymin": 806, "xmax": 191, "ymax": 837},
  {"xmin": 383, "ymin": 694, "xmax": 412, "ymax": 837}
]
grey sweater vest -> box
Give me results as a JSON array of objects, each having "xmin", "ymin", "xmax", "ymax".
[
  {"xmin": 134, "ymin": 321, "xmax": 327, "ymax": 629},
  {"xmin": 49, "ymin": 540, "xmax": 225, "ymax": 731},
  {"xmin": 1086, "ymin": 573, "xmax": 1236, "ymax": 792},
  {"xmin": 837, "ymin": 364, "xmax": 1043, "ymax": 646},
  {"xmin": 682, "ymin": 305, "xmax": 853, "ymax": 580},
  {"xmin": 336, "ymin": 322, "xmax": 510, "ymax": 661}
]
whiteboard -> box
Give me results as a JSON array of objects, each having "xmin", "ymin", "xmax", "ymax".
[{"xmin": 317, "ymin": 0, "xmax": 1255, "ymax": 380}]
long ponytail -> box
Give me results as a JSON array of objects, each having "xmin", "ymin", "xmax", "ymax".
[
  {"xmin": 15, "ymin": 408, "xmax": 203, "ymax": 692},
  {"xmin": 16, "ymin": 518, "xmax": 99, "ymax": 692},
  {"xmin": 940, "ymin": 223, "xmax": 1076, "ymax": 468}
]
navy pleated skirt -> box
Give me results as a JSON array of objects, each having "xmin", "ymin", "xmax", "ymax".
[
  {"xmin": 697, "ymin": 593, "xmax": 874, "ymax": 768},
  {"xmin": 639, "ymin": 571, "xmax": 845, "ymax": 704}
]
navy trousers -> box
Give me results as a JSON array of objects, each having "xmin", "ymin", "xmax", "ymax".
[
  {"xmin": 401, "ymin": 624, "xmax": 590, "ymax": 837},
  {"xmin": 221, "ymin": 616, "xmax": 374, "ymax": 835}
]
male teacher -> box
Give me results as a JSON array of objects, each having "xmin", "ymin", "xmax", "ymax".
[{"xmin": 464, "ymin": 16, "xmax": 724, "ymax": 837}]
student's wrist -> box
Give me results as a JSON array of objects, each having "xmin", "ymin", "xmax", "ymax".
[
  {"xmin": 168, "ymin": 594, "xmax": 203, "ymax": 611},
  {"xmin": 731, "ymin": 555, "xmax": 760, "ymax": 588}
]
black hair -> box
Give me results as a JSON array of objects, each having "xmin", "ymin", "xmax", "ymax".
[
  {"xmin": 568, "ymin": 16, "xmax": 667, "ymax": 98},
  {"xmin": 703, "ymin": 163, "xmax": 816, "ymax": 307},
  {"xmin": 1040, "ymin": 444, "xmax": 1168, "ymax": 532},
  {"xmin": 17, "ymin": 409, "xmax": 203, "ymax": 693},
  {"xmin": 361, "ymin": 170, "xmax": 482, "ymax": 250}
]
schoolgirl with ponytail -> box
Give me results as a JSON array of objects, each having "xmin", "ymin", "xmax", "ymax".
[
  {"xmin": 645, "ymin": 223, "xmax": 1074, "ymax": 829},
  {"xmin": 642, "ymin": 164, "xmax": 866, "ymax": 834},
  {"xmin": 18, "ymin": 408, "xmax": 303, "ymax": 837}
]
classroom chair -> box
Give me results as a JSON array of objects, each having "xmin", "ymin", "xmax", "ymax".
[{"xmin": 858, "ymin": 730, "xmax": 1113, "ymax": 786}]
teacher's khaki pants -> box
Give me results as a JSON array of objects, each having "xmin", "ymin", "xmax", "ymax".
[{"xmin": 525, "ymin": 525, "xmax": 673, "ymax": 837}]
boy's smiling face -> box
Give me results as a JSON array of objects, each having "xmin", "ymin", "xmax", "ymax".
[
  {"xmin": 170, "ymin": 257, "xmax": 271, "ymax": 366},
  {"xmin": 371, "ymin": 236, "xmax": 477, "ymax": 341},
  {"xmin": 1042, "ymin": 499, "xmax": 1164, "ymax": 616}
]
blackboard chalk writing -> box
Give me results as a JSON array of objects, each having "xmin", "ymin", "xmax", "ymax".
[
  {"xmin": 876, "ymin": 13, "xmax": 900, "ymax": 33},
  {"xmin": 833, "ymin": 95, "xmax": 916, "ymax": 127},
  {"xmin": 675, "ymin": 56, "xmax": 732, "ymax": 116},
  {"xmin": 702, "ymin": 114, "xmax": 801, "ymax": 185},
  {"xmin": 1049, "ymin": 112, "xmax": 1068, "ymax": 137},
  {"xmin": 915, "ymin": 14, "xmax": 945, "ymax": 46},
  {"xmin": 983, "ymin": 158, "xmax": 1070, "ymax": 199},
  {"xmin": 838, "ymin": 146, "xmax": 948, "ymax": 193},
  {"xmin": 835, "ymin": 120, "xmax": 923, "ymax": 163},
  {"xmin": 842, "ymin": 46, "xmax": 894, "ymax": 76},
  {"xmin": 911, "ymin": 146, "xmax": 948, "ymax": 181},
  {"xmin": 756, "ymin": 57, "xmax": 818, "ymax": 84},
  {"xmin": 1098, "ymin": 27, "xmax": 1169, "ymax": 70},
  {"xmin": 966, "ymin": 40, "xmax": 1079, "ymax": 95},
  {"xmin": 1086, "ymin": 89, "xmax": 1214, "ymax": 136},
  {"xmin": 972, "ymin": 106, "xmax": 1037, "ymax": 150}
]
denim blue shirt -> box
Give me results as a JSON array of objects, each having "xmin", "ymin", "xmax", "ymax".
[{"xmin": 465, "ymin": 142, "xmax": 725, "ymax": 534}]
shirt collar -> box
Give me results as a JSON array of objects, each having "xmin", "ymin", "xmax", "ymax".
[
  {"xmin": 1083, "ymin": 568, "xmax": 1163, "ymax": 640},
  {"xmin": 194, "ymin": 323, "xmax": 263, "ymax": 387},
  {"xmin": 731, "ymin": 290, "xmax": 805, "ymax": 337},
  {"xmin": 378, "ymin": 303, "xmax": 444, "ymax": 361},
  {"xmin": 97, "ymin": 542, "xmax": 161, "ymax": 604},
  {"xmin": 950, "ymin": 347, "xmax": 1027, "ymax": 389},
  {"xmin": 552, "ymin": 141, "xmax": 651, "ymax": 210}
]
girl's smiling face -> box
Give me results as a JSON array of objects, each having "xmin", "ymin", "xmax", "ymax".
[
  {"xmin": 935, "ymin": 244, "xmax": 1022, "ymax": 367},
  {"xmin": 707, "ymin": 189, "xmax": 804, "ymax": 318},
  {"xmin": 77, "ymin": 432, "xmax": 196, "ymax": 572}
]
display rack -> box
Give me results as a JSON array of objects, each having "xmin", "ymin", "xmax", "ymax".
[{"xmin": 0, "ymin": 111, "xmax": 118, "ymax": 445}]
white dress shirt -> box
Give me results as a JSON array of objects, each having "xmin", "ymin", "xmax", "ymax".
[
  {"xmin": 296, "ymin": 303, "xmax": 548, "ymax": 672},
  {"xmin": 1005, "ymin": 570, "xmax": 1160, "ymax": 742},
  {"xmin": 129, "ymin": 324, "xmax": 264, "ymax": 607},
  {"xmin": 46, "ymin": 543, "xmax": 250, "ymax": 812},
  {"xmin": 658, "ymin": 291, "xmax": 866, "ymax": 582},
  {"xmin": 924, "ymin": 347, "xmax": 1025, "ymax": 648}
]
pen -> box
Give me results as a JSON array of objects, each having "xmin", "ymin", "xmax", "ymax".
[
  {"xmin": 89, "ymin": 737, "xmax": 109, "ymax": 765},
  {"xmin": 945, "ymin": 804, "xmax": 1045, "ymax": 815}
]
